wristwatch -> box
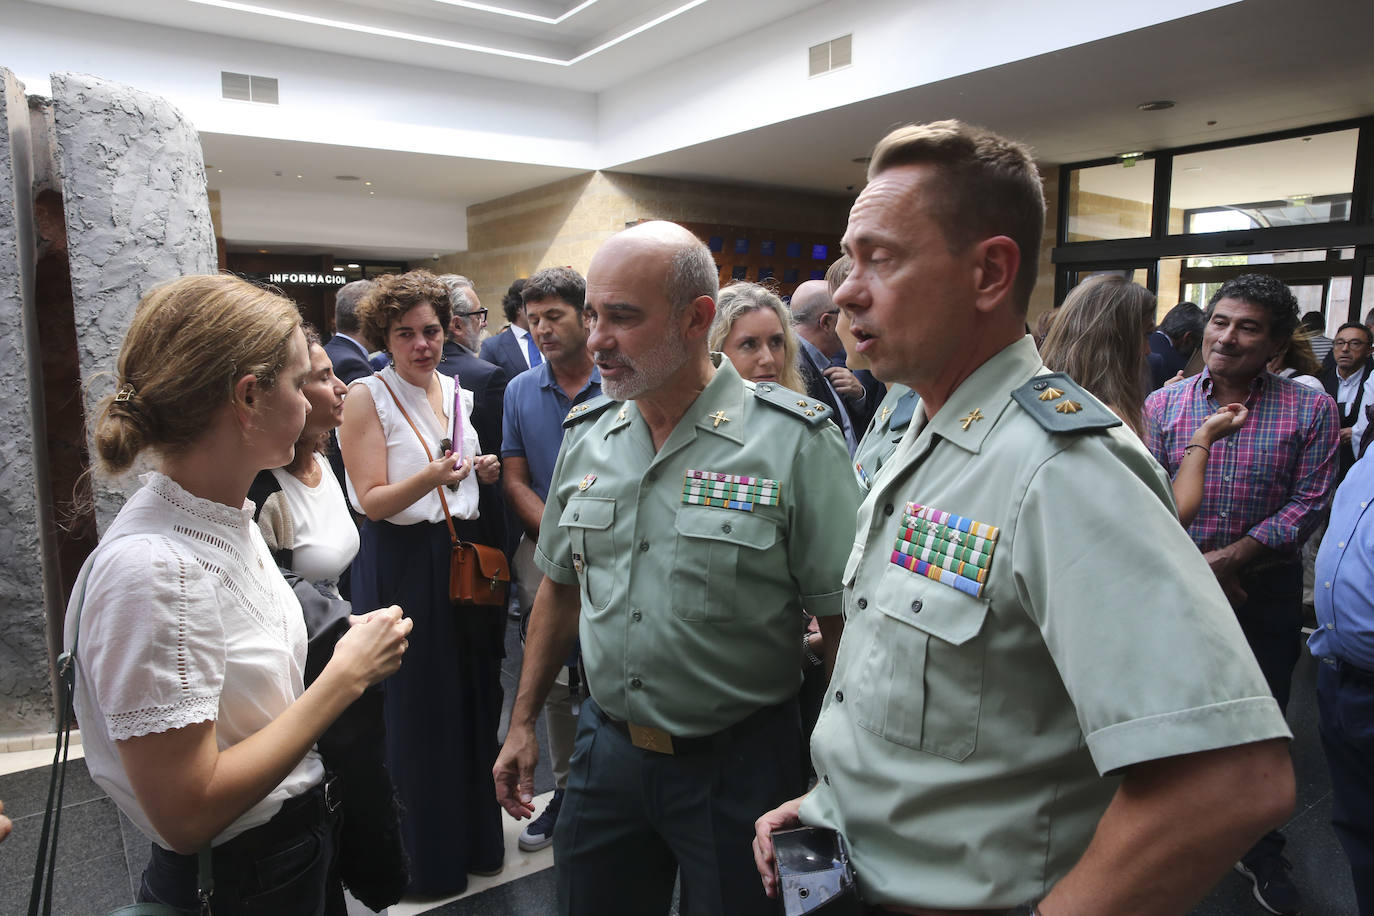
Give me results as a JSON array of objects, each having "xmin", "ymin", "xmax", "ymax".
[{"xmin": 802, "ymin": 633, "xmax": 823, "ymax": 668}]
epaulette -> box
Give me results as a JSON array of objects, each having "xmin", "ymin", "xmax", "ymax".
[
  {"xmin": 1010, "ymin": 372, "xmax": 1121, "ymax": 434},
  {"xmin": 562, "ymin": 394, "xmax": 619, "ymax": 428},
  {"xmin": 753, "ymin": 382, "xmax": 833, "ymax": 428}
]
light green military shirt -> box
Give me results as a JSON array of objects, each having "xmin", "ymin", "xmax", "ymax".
[
  {"xmin": 852, "ymin": 383, "xmax": 915, "ymax": 491},
  {"xmin": 535, "ymin": 356, "xmax": 860, "ymax": 737},
  {"xmin": 802, "ymin": 336, "xmax": 1291, "ymax": 909}
]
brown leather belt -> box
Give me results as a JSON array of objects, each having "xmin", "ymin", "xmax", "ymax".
[{"xmin": 597, "ymin": 699, "xmax": 789, "ymax": 755}]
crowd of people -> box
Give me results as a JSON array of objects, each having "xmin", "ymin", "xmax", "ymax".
[{"xmin": 53, "ymin": 117, "xmax": 1374, "ymax": 916}]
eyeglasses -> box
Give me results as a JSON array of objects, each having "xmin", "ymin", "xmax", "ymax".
[
  {"xmin": 457, "ymin": 308, "xmax": 488, "ymax": 320},
  {"xmin": 1335, "ymin": 338, "xmax": 1369, "ymax": 348}
]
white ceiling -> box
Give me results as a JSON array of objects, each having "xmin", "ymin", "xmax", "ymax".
[{"xmin": 18, "ymin": 0, "xmax": 1374, "ymax": 260}]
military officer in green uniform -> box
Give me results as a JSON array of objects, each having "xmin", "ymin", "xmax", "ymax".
[
  {"xmin": 494, "ymin": 220, "xmax": 859, "ymax": 916},
  {"xmin": 852, "ymin": 382, "xmax": 915, "ymax": 489},
  {"xmin": 753, "ymin": 121, "xmax": 1296, "ymax": 915}
]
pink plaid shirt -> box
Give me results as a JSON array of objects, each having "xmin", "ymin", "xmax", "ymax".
[{"xmin": 1144, "ymin": 369, "xmax": 1338, "ymax": 554}]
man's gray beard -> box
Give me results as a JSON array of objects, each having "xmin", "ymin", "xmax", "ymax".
[{"xmin": 597, "ymin": 328, "xmax": 688, "ymax": 401}]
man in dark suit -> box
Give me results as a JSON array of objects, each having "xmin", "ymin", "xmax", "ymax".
[
  {"xmin": 324, "ymin": 279, "xmax": 377, "ymax": 384},
  {"xmin": 1320, "ymin": 321, "xmax": 1374, "ymax": 481},
  {"xmin": 1147, "ymin": 301, "xmax": 1204, "ymax": 389},
  {"xmin": 480, "ymin": 278, "xmax": 542, "ymax": 382},
  {"xmin": 790, "ymin": 279, "xmax": 883, "ymax": 456},
  {"xmin": 437, "ymin": 275, "xmax": 512, "ymax": 563}
]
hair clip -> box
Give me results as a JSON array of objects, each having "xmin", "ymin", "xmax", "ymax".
[{"xmin": 114, "ymin": 384, "xmax": 136, "ymax": 403}]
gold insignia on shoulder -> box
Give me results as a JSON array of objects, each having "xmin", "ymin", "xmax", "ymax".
[
  {"xmin": 617, "ymin": 407, "xmax": 627, "ymax": 421},
  {"xmin": 805, "ymin": 410, "xmax": 816, "ymax": 417},
  {"xmin": 1037, "ymin": 387, "xmax": 1064, "ymax": 402},
  {"xmin": 796, "ymin": 399, "xmax": 808, "ymax": 407},
  {"xmin": 959, "ymin": 408, "xmax": 984, "ymax": 431},
  {"xmin": 813, "ymin": 403, "xmax": 827, "ymax": 412},
  {"xmin": 879, "ymin": 406, "xmax": 893, "ymax": 424},
  {"xmin": 1055, "ymin": 400, "xmax": 1083, "ymax": 414},
  {"xmin": 708, "ymin": 410, "xmax": 730, "ymax": 428}
]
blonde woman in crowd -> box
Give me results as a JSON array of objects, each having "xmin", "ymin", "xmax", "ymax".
[
  {"xmin": 67, "ymin": 274, "xmax": 410, "ymax": 914},
  {"xmin": 709, "ymin": 281, "xmax": 806, "ymax": 392}
]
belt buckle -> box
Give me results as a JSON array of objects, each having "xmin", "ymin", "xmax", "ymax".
[
  {"xmin": 627, "ymin": 722, "xmax": 675, "ymax": 755},
  {"xmin": 323, "ymin": 776, "xmax": 341, "ymax": 814}
]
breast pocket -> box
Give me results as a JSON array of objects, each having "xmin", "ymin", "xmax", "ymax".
[
  {"xmin": 851, "ymin": 565, "xmax": 990, "ymax": 760},
  {"xmin": 559, "ymin": 497, "xmax": 616, "ymax": 610},
  {"xmin": 671, "ymin": 507, "xmax": 779, "ymax": 621}
]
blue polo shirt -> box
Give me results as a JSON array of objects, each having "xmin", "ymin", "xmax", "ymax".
[
  {"xmin": 1312, "ymin": 453, "xmax": 1374, "ymax": 670},
  {"xmin": 501, "ymin": 360, "xmax": 602, "ymax": 500}
]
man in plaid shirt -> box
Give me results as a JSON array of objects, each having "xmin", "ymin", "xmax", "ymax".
[{"xmin": 1145, "ymin": 272, "xmax": 1339, "ymax": 915}]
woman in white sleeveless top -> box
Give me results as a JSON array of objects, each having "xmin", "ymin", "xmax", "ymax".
[{"xmin": 339, "ymin": 270, "xmax": 507, "ymax": 897}]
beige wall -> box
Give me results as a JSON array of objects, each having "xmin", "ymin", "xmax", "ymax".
[
  {"xmin": 427, "ymin": 170, "xmax": 852, "ymax": 329},
  {"xmin": 429, "ymin": 164, "xmax": 1059, "ymax": 339}
]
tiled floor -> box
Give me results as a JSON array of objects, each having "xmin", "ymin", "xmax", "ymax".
[{"xmin": 0, "ymin": 633, "xmax": 1358, "ymax": 915}]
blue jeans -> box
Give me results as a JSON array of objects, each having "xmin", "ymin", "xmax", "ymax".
[
  {"xmin": 1317, "ymin": 661, "xmax": 1374, "ymax": 913},
  {"xmin": 139, "ymin": 782, "xmax": 344, "ymax": 916}
]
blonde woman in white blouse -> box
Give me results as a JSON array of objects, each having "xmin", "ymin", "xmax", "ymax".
[{"xmin": 68, "ymin": 274, "xmax": 411, "ymax": 915}]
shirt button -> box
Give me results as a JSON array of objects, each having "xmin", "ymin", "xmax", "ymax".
[
  {"xmin": 834, "ymin": 690, "xmax": 844, "ymax": 702},
  {"xmin": 1325, "ymin": 581, "xmax": 1332, "ymax": 589},
  {"xmin": 638, "ymin": 540, "xmax": 649, "ymax": 552},
  {"xmin": 630, "ymin": 677, "xmax": 643, "ymax": 688},
  {"xmin": 631, "ymin": 609, "xmax": 642, "ymax": 622},
  {"xmin": 1223, "ymin": 475, "xmax": 1232, "ymax": 482},
  {"xmin": 721, "ymin": 522, "xmax": 733, "ymax": 534},
  {"xmin": 823, "ymin": 774, "xmax": 830, "ymax": 785},
  {"xmin": 911, "ymin": 599, "xmax": 923, "ymax": 613},
  {"xmin": 573, "ymin": 512, "xmax": 580, "ymax": 521},
  {"xmin": 883, "ymin": 503, "xmax": 894, "ymax": 517},
  {"xmin": 1326, "ymin": 623, "xmax": 1335, "ymax": 630},
  {"xmin": 856, "ymin": 598, "xmax": 868, "ymax": 610},
  {"xmin": 1339, "ymin": 542, "xmax": 1346, "ymax": 549},
  {"xmin": 1219, "ymin": 511, "xmax": 1228, "ymax": 518}
]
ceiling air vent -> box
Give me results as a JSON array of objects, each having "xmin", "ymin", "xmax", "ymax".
[
  {"xmin": 808, "ymin": 34, "xmax": 852, "ymax": 77},
  {"xmin": 221, "ymin": 71, "xmax": 279, "ymax": 104}
]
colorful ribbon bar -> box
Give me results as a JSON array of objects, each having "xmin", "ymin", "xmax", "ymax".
[
  {"xmin": 889, "ymin": 502, "xmax": 1000, "ymax": 598},
  {"xmin": 682, "ymin": 469, "xmax": 781, "ymax": 512}
]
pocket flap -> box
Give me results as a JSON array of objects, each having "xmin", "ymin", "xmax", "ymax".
[
  {"xmin": 674, "ymin": 507, "xmax": 778, "ymax": 550},
  {"xmin": 876, "ymin": 570, "xmax": 990, "ymax": 646},
  {"xmin": 560, "ymin": 496, "xmax": 614, "ymax": 530}
]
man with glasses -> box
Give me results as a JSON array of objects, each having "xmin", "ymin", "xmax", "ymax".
[
  {"xmin": 790, "ymin": 279, "xmax": 883, "ymax": 456},
  {"xmin": 436, "ymin": 274, "xmax": 508, "ymax": 483}
]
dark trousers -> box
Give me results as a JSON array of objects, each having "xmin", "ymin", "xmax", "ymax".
[
  {"xmin": 139, "ymin": 781, "xmax": 344, "ymax": 915},
  {"xmin": 1234, "ymin": 563, "xmax": 1303, "ymax": 863},
  {"xmin": 1317, "ymin": 661, "xmax": 1374, "ymax": 913},
  {"xmin": 554, "ymin": 697, "xmax": 804, "ymax": 916}
]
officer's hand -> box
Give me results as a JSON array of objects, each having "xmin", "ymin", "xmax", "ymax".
[
  {"xmin": 493, "ymin": 723, "xmax": 539, "ymax": 820},
  {"xmin": 822, "ymin": 365, "xmax": 864, "ymax": 401},
  {"xmin": 752, "ymin": 796, "xmax": 805, "ymax": 898}
]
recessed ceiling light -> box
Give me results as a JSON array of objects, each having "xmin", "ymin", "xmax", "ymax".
[
  {"xmin": 217, "ymin": 169, "xmax": 224, "ymax": 173},
  {"xmin": 258, "ymin": 248, "xmax": 269, "ymax": 253},
  {"xmin": 364, "ymin": 181, "xmax": 372, "ymax": 186},
  {"xmin": 333, "ymin": 266, "xmax": 345, "ymax": 271},
  {"xmin": 1137, "ymin": 100, "xmax": 1175, "ymax": 111},
  {"xmin": 369, "ymin": 191, "xmax": 375, "ymax": 195},
  {"xmin": 335, "ymin": 175, "xmax": 360, "ymax": 181},
  {"xmin": 348, "ymin": 263, "xmax": 360, "ymax": 268},
  {"xmin": 296, "ymin": 174, "xmax": 303, "ymax": 179}
]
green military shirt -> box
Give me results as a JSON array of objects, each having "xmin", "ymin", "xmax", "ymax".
[
  {"xmin": 852, "ymin": 383, "xmax": 916, "ymax": 491},
  {"xmin": 802, "ymin": 336, "xmax": 1291, "ymax": 908},
  {"xmin": 535, "ymin": 356, "xmax": 860, "ymax": 737}
]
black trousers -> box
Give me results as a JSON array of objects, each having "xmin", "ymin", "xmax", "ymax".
[
  {"xmin": 138, "ymin": 781, "xmax": 344, "ymax": 916},
  {"xmin": 1235, "ymin": 562, "xmax": 1302, "ymax": 864},
  {"xmin": 554, "ymin": 697, "xmax": 804, "ymax": 916},
  {"xmin": 1318, "ymin": 661, "xmax": 1374, "ymax": 913}
]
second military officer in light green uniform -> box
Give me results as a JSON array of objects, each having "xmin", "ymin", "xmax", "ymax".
[
  {"xmin": 754, "ymin": 121, "xmax": 1296, "ymax": 915},
  {"xmin": 495, "ymin": 220, "xmax": 859, "ymax": 916}
]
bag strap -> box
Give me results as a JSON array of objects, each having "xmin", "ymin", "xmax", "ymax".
[
  {"xmin": 375, "ymin": 374, "xmax": 461, "ymax": 548},
  {"xmin": 28, "ymin": 552, "xmax": 212, "ymax": 915}
]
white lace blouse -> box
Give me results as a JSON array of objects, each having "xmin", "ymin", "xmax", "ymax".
[
  {"xmin": 345, "ymin": 366, "xmax": 480, "ymax": 524},
  {"xmin": 64, "ymin": 472, "xmax": 324, "ymax": 849}
]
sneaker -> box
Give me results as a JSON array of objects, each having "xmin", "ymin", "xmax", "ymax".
[
  {"xmin": 517, "ymin": 789, "xmax": 564, "ymax": 852},
  {"xmin": 1234, "ymin": 855, "xmax": 1302, "ymax": 915}
]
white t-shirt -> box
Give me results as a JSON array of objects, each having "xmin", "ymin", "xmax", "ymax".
[
  {"xmin": 64, "ymin": 472, "xmax": 323, "ymax": 849},
  {"xmin": 270, "ymin": 453, "xmax": 359, "ymax": 594},
  {"xmin": 345, "ymin": 366, "xmax": 480, "ymax": 524}
]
